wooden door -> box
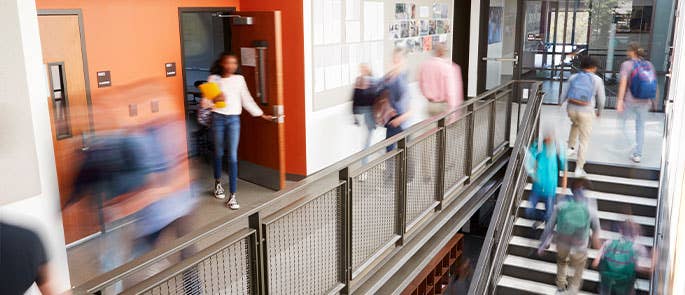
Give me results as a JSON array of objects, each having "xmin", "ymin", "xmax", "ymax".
[
  {"xmin": 38, "ymin": 14, "xmax": 98, "ymax": 244},
  {"xmin": 230, "ymin": 11, "xmax": 285, "ymax": 190}
]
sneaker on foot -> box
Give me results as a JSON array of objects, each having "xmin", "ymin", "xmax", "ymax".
[
  {"xmin": 631, "ymin": 154, "xmax": 642, "ymax": 163},
  {"xmin": 226, "ymin": 194, "xmax": 240, "ymax": 210},
  {"xmin": 532, "ymin": 221, "xmax": 544, "ymax": 230},
  {"xmin": 214, "ymin": 182, "xmax": 226, "ymax": 199},
  {"xmin": 567, "ymin": 147, "xmax": 576, "ymax": 157},
  {"xmin": 574, "ymin": 168, "xmax": 587, "ymax": 178}
]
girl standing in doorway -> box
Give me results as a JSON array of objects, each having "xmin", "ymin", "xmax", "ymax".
[{"xmin": 207, "ymin": 53, "xmax": 272, "ymax": 209}]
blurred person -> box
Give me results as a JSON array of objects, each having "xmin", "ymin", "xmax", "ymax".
[
  {"xmin": 561, "ymin": 56, "xmax": 605, "ymax": 177},
  {"xmin": 593, "ymin": 220, "xmax": 650, "ymax": 295},
  {"xmin": 352, "ymin": 63, "xmax": 380, "ymax": 163},
  {"xmin": 418, "ymin": 42, "xmax": 464, "ymax": 117},
  {"xmin": 380, "ymin": 48, "xmax": 412, "ymax": 152},
  {"xmin": 524, "ymin": 129, "xmax": 568, "ymax": 229},
  {"xmin": 538, "ymin": 178, "xmax": 601, "ymax": 294},
  {"xmin": 0, "ymin": 222, "xmax": 67, "ymax": 295},
  {"xmin": 208, "ymin": 53, "xmax": 273, "ymax": 209},
  {"xmin": 616, "ymin": 43, "xmax": 658, "ymax": 163}
]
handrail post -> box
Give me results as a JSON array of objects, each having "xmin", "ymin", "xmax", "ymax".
[
  {"xmin": 487, "ymin": 94, "xmax": 496, "ymax": 161},
  {"xmin": 464, "ymin": 104, "xmax": 475, "ymax": 184},
  {"xmin": 436, "ymin": 118, "xmax": 447, "ymax": 210},
  {"xmin": 396, "ymin": 137, "xmax": 408, "ymax": 245},
  {"xmin": 248, "ymin": 212, "xmax": 266, "ymax": 295},
  {"xmin": 339, "ymin": 167, "xmax": 352, "ymax": 294}
]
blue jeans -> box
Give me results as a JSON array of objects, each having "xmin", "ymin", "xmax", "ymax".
[
  {"xmin": 213, "ymin": 113, "xmax": 240, "ymax": 193},
  {"xmin": 385, "ymin": 123, "xmax": 404, "ymax": 152},
  {"xmin": 525, "ymin": 191, "xmax": 555, "ymax": 222},
  {"xmin": 621, "ymin": 102, "xmax": 650, "ymax": 157}
]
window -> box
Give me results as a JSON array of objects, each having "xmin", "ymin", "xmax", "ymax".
[{"xmin": 47, "ymin": 63, "xmax": 72, "ymax": 139}]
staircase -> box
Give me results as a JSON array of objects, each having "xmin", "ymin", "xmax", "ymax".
[{"xmin": 495, "ymin": 162, "xmax": 659, "ymax": 294}]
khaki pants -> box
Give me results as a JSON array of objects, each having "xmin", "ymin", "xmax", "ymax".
[
  {"xmin": 567, "ymin": 110, "xmax": 594, "ymax": 170},
  {"xmin": 556, "ymin": 245, "xmax": 588, "ymax": 293}
]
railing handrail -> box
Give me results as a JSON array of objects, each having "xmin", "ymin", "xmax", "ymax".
[
  {"xmin": 73, "ymin": 80, "xmax": 535, "ymax": 294},
  {"xmin": 468, "ymin": 82, "xmax": 544, "ymax": 294}
]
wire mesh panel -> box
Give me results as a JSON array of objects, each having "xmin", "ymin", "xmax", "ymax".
[
  {"xmin": 139, "ymin": 238, "xmax": 251, "ymax": 295},
  {"xmin": 493, "ymin": 95, "xmax": 509, "ymax": 150},
  {"xmin": 444, "ymin": 117, "xmax": 468, "ymax": 193},
  {"xmin": 471, "ymin": 104, "xmax": 492, "ymax": 170},
  {"xmin": 351, "ymin": 154, "xmax": 400, "ymax": 272},
  {"xmin": 405, "ymin": 133, "xmax": 438, "ymax": 229},
  {"xmin": 264, "ymin": 186, "xmax": 342, "ymax": 294}
]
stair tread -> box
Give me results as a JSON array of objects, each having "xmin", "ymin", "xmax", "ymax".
[
  {"xmin": 514, "ymin": 218, "xmax": 654, "ymax": 246},
  {"xmin": 519, "ymin": 200, "xmax": 656, "ymax": 226},
  {"xmin": 524, "ymin": 185, "xmax": 657, "ymax": 207},
  {"xmin": 509, "ymin": 235, "xmax": 653, "ymax": 268},
  {"xmin": 498, "ymin": 275, "xmax": 596, "ymax": 295},
  {"xmin": 562, "ymin": 172, "xmax": 659, "ymax": 188},
  {"xmin": 503, "ymin": 254, "xmax": 650, "ymax": 291}
]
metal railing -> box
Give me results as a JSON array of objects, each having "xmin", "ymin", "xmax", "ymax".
[
  {"xmin": 74, "ymin": 80, "xmax": 541, "ymax": 295},
  {"xmin": 469, "ymin": 81, "xmax": 545, "ymax": 295}
]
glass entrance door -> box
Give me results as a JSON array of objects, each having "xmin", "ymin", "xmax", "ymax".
[{"xmin": 482, "ymin": 0, "xmax": 520, "ymax": 91}]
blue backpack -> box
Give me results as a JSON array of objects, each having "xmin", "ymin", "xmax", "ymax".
[
  {"xmin": 566, "ymin": 72, "xmax": 595, "ymax": 106},
  {"xmin": 629, "ymin": 60, "xmax": 657, "ymax": 99}
]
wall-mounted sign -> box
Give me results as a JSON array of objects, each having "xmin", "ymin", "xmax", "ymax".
[
  {"xmin": 165, "ymin": 62, "xmax": 176, "ymax": 77},
  {"xmin": 240, "ymin": 47, "xmax": 257, "ymax": 67},
  {"xmin": 96, "ymin": 71, "xmax": 111, "ymax": 88}
]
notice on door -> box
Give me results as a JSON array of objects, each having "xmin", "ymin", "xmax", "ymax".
[{"xmin": 240, "ymin": 47, "xmax": 257, "ymax": 67}]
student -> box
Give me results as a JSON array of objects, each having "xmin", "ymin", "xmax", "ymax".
[
  {"xmin": 352, "ymin": 63, "xmax": 380, "ymax": 162},
  {"xmin": 538, "ymin": 178, "xmax": 601, "ymax": 294},
  {"xmin": 616, "ymin": 43, "xmax": 658, "ymax": 163},
  {"xmin": 380, "ymin": 48, "xmax": 412, "ymax": 152},
  {"xmin": 592, "ymin": 220, "xmax": 650, "ymax": 295},
  {"xmin": 561, "ymin": 56, "xmax": 605, "ymax": 177},
  {"xmin": 208, "ymin": 53, "xmax": 273, "ymax": 209},
  {"xmin": 524, "ymin": 129, "xmax": 568, "ymax": 229},
  {"xmin": 0, "ymin": 222, "xmax": 66, "ymax": 295},
  {"xmin": 418, "ymin": 42, "xmax": 464, "ymax": 117}
]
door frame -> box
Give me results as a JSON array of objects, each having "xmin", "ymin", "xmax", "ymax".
[
  {"xmin": 476, "ymin": 0, "xmax": 526, "ymax": 94},
  {"xmin": 177, "ymin": 6, "xmax": 237, "ymax": 157},
  {"xmin": 37, "ymin": 9, "xmax": 94, "ymax": 133}
]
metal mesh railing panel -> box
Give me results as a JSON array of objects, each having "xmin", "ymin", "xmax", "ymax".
[
  {"xmin": 444, "ymin": 117, "xmax": 468, "ymax": 193},
  {"xmin": 493, "ymin": 96, "xmax": 509, "ymax": 150},
  {"xmin": 405, "ymin": 133, "xmax": 438, "ymax": 229},
  {"xmin": 472, "ymin": 104, "xmax": 492, "ymax": 169},
  {"xmin": 140, "ymin": 238, "xmax": 251, "ymax": 295},
  {"xmin": 264, "ymin": 186, "xmax": 342, "ymax": 294},
  {"xmin": 351, "ymin": 154, "xmax": 399, "ymax": 271}
]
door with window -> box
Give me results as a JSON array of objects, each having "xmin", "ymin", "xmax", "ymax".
[
  {"xmin": 38, "ymin": 14, "xmax": 98, "ymax": 244},
  {"xmin": 480, "ymin": 0, "xmax": 522, "ymax": 93}
]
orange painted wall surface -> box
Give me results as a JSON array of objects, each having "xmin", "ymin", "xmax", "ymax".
[{"xmin": 240, "ymin": 0, "xmax": 307, "ymax": 176}]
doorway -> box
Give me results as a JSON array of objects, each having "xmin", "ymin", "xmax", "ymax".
[
  {"xmin": 478, "ymin": 0, "xmax": 522, "ymax": 93},
  {"xmin": 179, "ymin": 8, "xmax": 286, "ymax": 190},
  {"xmin": 37, "ymin": 11, "xmax": 99, "ymax": 245}
]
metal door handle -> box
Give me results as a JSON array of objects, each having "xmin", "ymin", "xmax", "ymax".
[{"xmin": 482, "ymin": 56, "xmax": 519, "ymax": 63}]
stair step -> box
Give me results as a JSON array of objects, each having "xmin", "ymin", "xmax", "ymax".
[
  {"xmin": 567, "ymin": 161, "xmax": 660, "ymax": 181},
  {"xmin": 524, "ymin": 186, "xmax": 657, "ymax": 217},
  {"xmin": 501, "ymin": 254, "xmax": 650, "ymax": 293},
  {"xmin": 519, "ymin": 200, "xmax": 656, "ymax": 227},
  {"xmin": 561, "ymin": 172, "xmax": 659, "ymax": 198},
  {"xmin": 513, "ymin": 218, "xmax": 654, "ymax": 247},
  {"xmin": 497, "ymin": 275, "xmax": 596, "ymax": 295}
]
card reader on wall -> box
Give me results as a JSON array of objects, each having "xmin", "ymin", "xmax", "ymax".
[{"xmin": 214, "ymin": 13, "xmax": 253, "ymax": 25}]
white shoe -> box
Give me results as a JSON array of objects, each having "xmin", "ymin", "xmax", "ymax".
[
  {"xmin": 567, "ymin": 147, "xmax": 577, "ymax": 157},
  {"xmin": 574, "ymin": 168, "xmax": 587, "ymax": 178},
  {"xmin": 631, "ymin": 154, "xmax": 642, "ymax": 163},
  {"xmin": 214, "ymin": 182, "xmax": 226, "ymax": 199},
  {"xmin": 226, "ymin": 194, "xmax": 240, "ymax": 210}
]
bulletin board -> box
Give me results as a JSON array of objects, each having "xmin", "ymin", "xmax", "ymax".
[{"xmin": 311, "ymin": 0, "xmax": 454, "ymax": 111}]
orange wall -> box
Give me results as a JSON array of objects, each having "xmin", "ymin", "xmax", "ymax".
[{"xmin": 240, "ymin": 0, "xmax": 307, "ymax": 176}]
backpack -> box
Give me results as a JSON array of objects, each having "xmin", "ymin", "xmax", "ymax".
[
  {"xmin": 629, "ymin": 60, "xmax": 657, "ymax": 99},
  {"xmin": 556, "ymin": 198, "xmax": 590, "ymax": 237},
  {"xmin": 566, "ymin": 72, "xmax": 595, "ymax": 106},
  {"xmin": 599, "ymin": 239, "xmax": 637, "ymax": 284}
]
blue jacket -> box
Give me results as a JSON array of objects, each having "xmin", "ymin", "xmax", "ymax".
[{"xmin": 525, "ymin": 141, "xmax": 567, "ymax": 197}]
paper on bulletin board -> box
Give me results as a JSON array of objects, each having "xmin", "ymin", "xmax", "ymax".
[
  {"xmin": 419, "ymin": 6, "xmax": 430, "ymax": 18},
  {"xmin": 240, "ymin": 47, "xmax": 257, "ymax": 67}
]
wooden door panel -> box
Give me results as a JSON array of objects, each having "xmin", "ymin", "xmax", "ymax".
[
  {"xmin": 38, "ymin": 15, "xmax": 99, "ymax": 244},
  {"xmin": 231, "ymin": 11, "xmax": 285, "ymax": 189}
]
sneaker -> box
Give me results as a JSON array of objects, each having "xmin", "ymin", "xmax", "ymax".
[
  {"xmin": 574, "ymin": 168, "xmax": 587, "ymax": 178},
  {"xmin": 226, "ymin": 194, "xmax": 240, "ymax": 210},
  {"xmin": 631, "ymin": 154, "xmax": 642, "ymax": 163},
  {"xmin": 532, "ymin": 221, "xmax": 544, "ymax": 230},
  {"xmin": 556, "ymin": 287, "xmax": 567, "ymax": 295},
  {"xmin": 214, "ymin": 182, "xmax": 226, "ymax": 199},
  {"xmin": 567, "ymin": 147, "xmax": 577, "ymax": 157}
]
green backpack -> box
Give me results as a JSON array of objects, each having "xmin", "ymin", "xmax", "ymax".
[
  {"xmin": 599, "ymin": 239, "xmax": 637, "ymax": 283},
  {"xmin": 556, "ymin": 198, "xmax": 590, "ymax": 237}
]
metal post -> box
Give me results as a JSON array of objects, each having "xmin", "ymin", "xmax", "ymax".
[
  {"xmin": 338, "ymin": 168, "xmax": 352, "ymax": 294},
  {"xmin": 396, "ymin": 137, "xmax": 408, "ymax": 245},
  {"xmin": 487, "ymin": 96, "xmax": 496, "ymax": 161},
  {"xmin": 464, "ymin": 105, "xmax": 475, "ymax": 184},
  {"xmin": 436, "ymin": 118, "xmax": 447, "ymax": 210},
  {"xmin": 248, "ymin": 213, "xmax": 265, "ymax": 295}
]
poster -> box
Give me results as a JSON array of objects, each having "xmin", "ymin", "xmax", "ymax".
[
  {"xmin": 432, "ymin": 3, "xmax": 449, "ymax": 18},
  {"xmin": 429, "ymin": 20, "xmax": 437, "ymax": 35},
  {"xmin": 419, "ymin": 20, "xmax": 430, "ymax": 36},
  {"xmin": 422, "ymin": 36, "xmax": 433, "ymax": 52},
  {"xmin": 488, "ymin": 7, "xmax": 503, "ymax": 44},
  {"xmin": 409, "ymin": 20, "xmax": 419, "ymax": 37},
  {"xmin": 400, "ymin": 21, "xmax": 410, "ymax": 38},
  {"xmin": 389, "ymin": 22, "xmax": 401, "ymax": 39},
  {"xmin": 240, "ymin": 47, "xmax": 256, "ymax": 67},
  {"xmin": 419, "ymin": 6, "xmax": 430, "ymax": 18},
  {"xmin": 410, "ymin": 3, "xmax": 417, "ymax": 19},
  {"xmin": 395, "ymin": 3, "xmax": 409, "ymax": 19}
]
